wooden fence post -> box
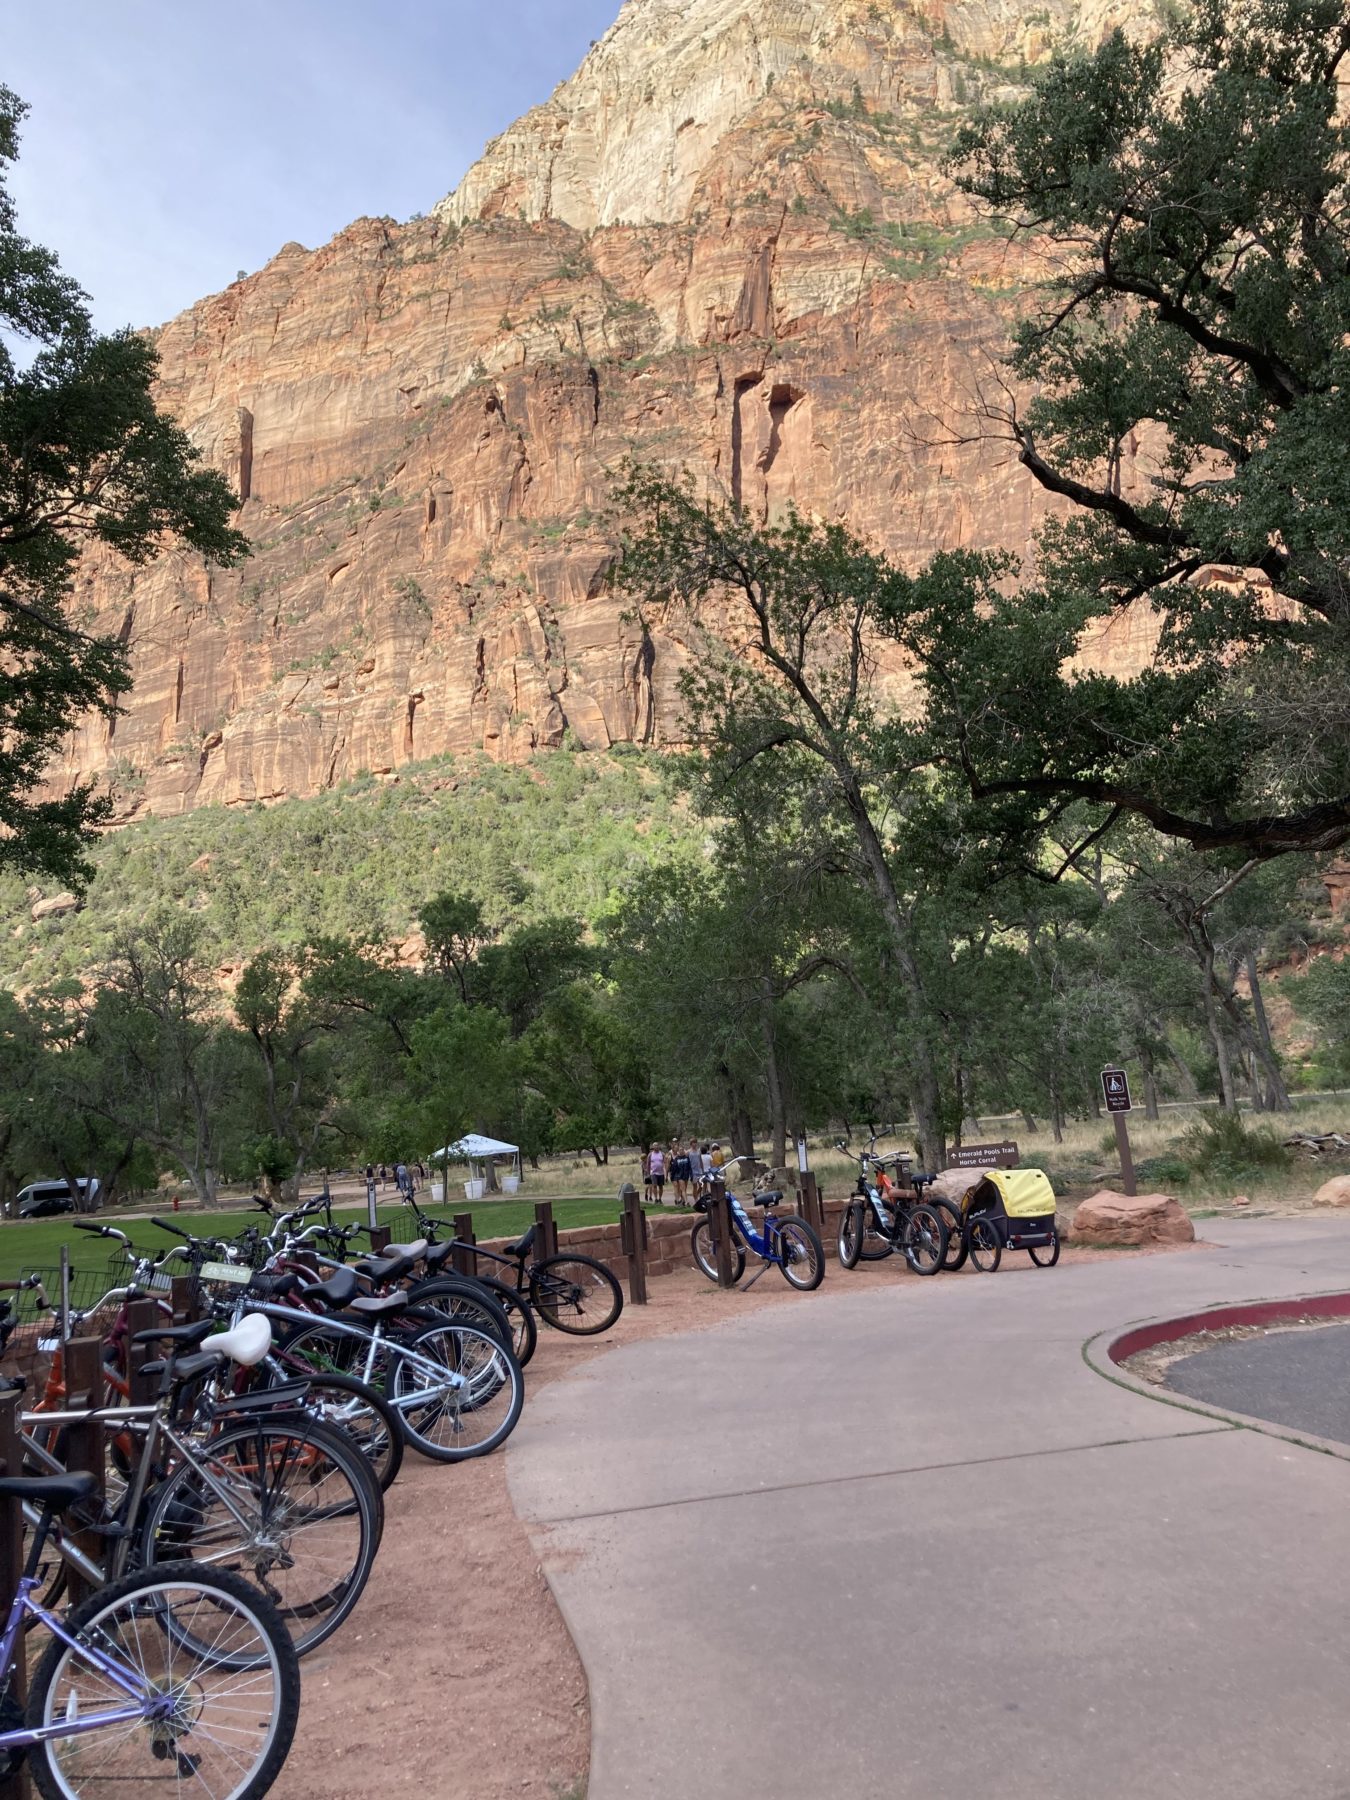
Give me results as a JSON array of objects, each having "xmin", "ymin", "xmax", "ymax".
[
  {"xmin": 533, "ymin": 1202, "xmax": 558, "ymax": 1260},
  {"xmin": 60, "ymin": 1337, "xmax": 105, "ymax": 1607},
  {"xmin": 706, "ymin": 1178, "xmax": 737, "ymax": 1288},
  {"xmin": 368, "ymin": 1226, "xmax": 392, "ymax": 1254},
  {"xmin": 618, "ymin": 1183, "xmax": 648, "ymax": 1305},
  {"xmin": 0, "ymin": 1383, "xmax": 29, "ymax": 1798},
  {"xmin": 798, "ymin": 1169, "xmax": 823, "ymax": 1235},
  {"xmin": 170, "ymin": 1276, "xmax": 199, "ymax": 1326},
  {"xmin": 451, "ymin": 1213, "xmax": 477, "ymax": 1277},
  {"xmin": 123, "ymin": 1297, "xmax": 163, "ymax": 1408}
]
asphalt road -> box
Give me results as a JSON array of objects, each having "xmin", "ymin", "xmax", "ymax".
[
  {"xmin": 1166, "ymin": 1320, "xmax": 1350, "ymax": 1446},
  {"xmin": 505, "ymin": 1217, "xmax": 1350, "ymax": 1800}
]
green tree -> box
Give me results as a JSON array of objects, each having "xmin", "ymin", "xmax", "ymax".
[
  {"xmin": 0, "ymin": 87, "xmax": 247, "ymax": 884},
  {"xmin": 937, "ymin": 0, "xmax": 1350, "ymax": 861},
  {"xmin": 233, "ymin": 949, "xmax": 342, "ymax": 1197}
]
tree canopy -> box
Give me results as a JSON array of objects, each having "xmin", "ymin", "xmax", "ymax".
[{"xmin": 0, "ymin": 86, "xmax": 247, "ymax": 884}]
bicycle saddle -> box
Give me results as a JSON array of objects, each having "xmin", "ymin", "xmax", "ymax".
[
  {"xmin": 0, "ymin": 1471, "xmax": 98, "ymax": 1510},
  {"xmin": 300, "ymin": 1267, "xmax": 360, "ymax": 1309},
  {"xmin": 422, "ymin": 1241, "xmax": 455, "ymax": 1272},
  {"xmin": 131, "ymin": 1316, "xmax": 216, "ymax": 1350},
  {"xmin": 347, "ymin": 1291, "xmax": 412, "ymax": 1320},
  {"xmin": 353, "ymin": 1242, "xmax": 427, "ymax": 1284},
  {"xmin": 758, "ymin": 1190, "xmax": 784, "ymax": 1206},
  {"xmin": 500, "ymin": 1226, "xmax": 536, "ymax": 1259}
]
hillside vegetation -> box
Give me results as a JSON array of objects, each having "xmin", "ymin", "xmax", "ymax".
[{"xmin": 0, "ymin": 750, "xmax": 694, "ymax": 986}]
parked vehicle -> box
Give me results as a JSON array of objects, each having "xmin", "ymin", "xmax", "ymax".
[
  {"xmin": 16, "ymin": 1178, "xmax": 99, "ymax": 1219},
  {"xmin": 690, "ymin": 1158, "xmax": 825, "ymax": 1290},
  {"xmin": 834, "ymin": 1145, "xmax": 949, "ymax": 1275}
]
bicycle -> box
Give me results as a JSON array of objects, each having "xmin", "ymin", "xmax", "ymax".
[
  {"xmin": 20, "ymin": 1310, "xmax": 384, "ymax": 1658},
  {"xmin": 834, "ymin": 1144, "xmax": 949, "ymax": 1276},
  {"xmin": 407, "ymin": 1204, "xmax": 624, "ymax": 1338},
  {"xmin": 689, "ymin": 1160, "xmax": 825, "ymax": 1290},
  {"xmin": 0, "ymin": 1469, "xmax": 301, "ymax": 1799}
]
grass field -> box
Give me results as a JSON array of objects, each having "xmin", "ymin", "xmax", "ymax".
[{"xmin": 0, "ymin": 1194, "xmax": 644, "ymax": 1291}]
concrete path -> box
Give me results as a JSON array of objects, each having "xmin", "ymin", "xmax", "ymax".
[
  {"xmin": 1166, "ymin": 1318, "xmax": 1350, "ymax": 1447},
  {"xmin": 507, "ymin": 1218, "xmax": 1350, "ymax": 1799}
]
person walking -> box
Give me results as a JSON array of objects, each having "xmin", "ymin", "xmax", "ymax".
[
  {"xmin": 642, "ymin": 1147, "xmax": 655, "ymax": 1205},
  {"xmin": 671, "ymin": 1143, "xmax": 690, "ymax": 1207},
  {"xmin": 648, "ymin": 1142, "xmax": 666, "ymax": 1205}
]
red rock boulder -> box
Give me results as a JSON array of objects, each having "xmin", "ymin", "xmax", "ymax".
[
  {"xmin": 1067, "ymin": 1191, "xmax": 1195, "ymax": 1248},
  {"xmin": 1313, "ymin": 1174, "xmax": 1350, "ymax": 1208}
]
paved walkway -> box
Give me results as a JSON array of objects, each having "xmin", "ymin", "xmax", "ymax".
[{"xmin": 506, "ymin": 1217, "xmax": 1350, "ymax": 1799}]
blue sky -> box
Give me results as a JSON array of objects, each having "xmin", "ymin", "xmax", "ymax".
[{"xmin": 4, "ymin": 0, "xmax": 619, "ymax": 333}]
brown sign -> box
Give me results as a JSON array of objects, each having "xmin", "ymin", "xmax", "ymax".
[
  {"xmin": 1101, "ymin": 1068, "xmax": 1132, "ymax": 1114},
  {"xmin": 948, "ymin": 1141, "xmax": 1020, "ymax": 1169}
]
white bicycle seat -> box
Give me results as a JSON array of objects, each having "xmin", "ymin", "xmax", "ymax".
[{"xmin": 201, "ymin": 1312, "xmax": 272, "ymax": 1368}]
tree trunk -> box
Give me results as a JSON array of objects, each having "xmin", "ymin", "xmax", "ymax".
[
  {"xmin": 1140, "ymin": 1046, "xmax": 1160, "ymax": 1121},
  {"xmin": 1244, "ymin": 953, "xmax": 1293, "ymax": 1112},
  {"xmin": 837, "ymin": 776, "xmax": 946, "ymax": 1168},
  {"xmin": 1049, "ymin": 1081, "xmax": 1065, "ymax": 1144},
  {"xmin": 1200, "ymin": 949, "xmax": 1237, "ymax": 1109},
  {"xmin": 1020, "ymin": 1110, "xmax": 1039, "ymax": 1135},
  {"xmin": 951, "ymin": 1059, "xmax": 965, "ymax": 1151},
  {"xmin": 761, "ymin": 984, "xmax": 788, "ymax": 1169}
]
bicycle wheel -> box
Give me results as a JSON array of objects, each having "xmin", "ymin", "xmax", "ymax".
[
  {"xmin": 529, "ymin": 1255, "xmax": 624, "ymax": 1335},
  {"xmin": 775, "ymin": 1218, "xmax": 824, "ymax": 1291},
  {"xmin": 479, "ymin": 1273, "xmax": 538, "ymax": 1366},
  {"xmin": 690, "ymin": 1218, "xmax": 746, "ymax": 1284},
  {"xmin": 856, "ymin": 1205, "xmax": 894, "ymax": 1261},
  {"xmin": 1028, "ymin": 1226, "xmax": 1060, "ymax": 1267},
  {"xmin": 245, "ymin": 1365, "xmax": 403, "ymax": 1492},
  {"xmin": 26, "ymin": 1559, "xmax": 300, "ymax": 1800},
  {"xmin": 389, "ymin": 1322, "xmax": 523, "ymax": 1462},
  {"xmin": 900, "ymin": 1204, "xmax": 947, "ymax": 1276},
  {"xmin": 403, "ymin": 1276, "xmax": 514, "ymax": 1352},
  {"xmin": 968, "ymin": 1218, "xmax": 1003, "ymax": 1273},
  {"xmin": 930, "ymin": 1198, "xmax": 969, "ymax": 1271},
  {"xmin": 837, "ymin": 1201, "xmax": 864, "ymax": 1269},
  {"xmin": 140, "ymin": 1415, "xmax": 382, "ymax": 1657}
]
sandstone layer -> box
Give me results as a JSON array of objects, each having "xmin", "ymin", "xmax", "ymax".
[{"xmin": 55, "ymin": 0, "xmax": 1161, "ymax": 821}]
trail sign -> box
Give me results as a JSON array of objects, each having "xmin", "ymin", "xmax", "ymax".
[{"xmin": 1101, "ymin": 1068, "xmax": 1133, "ymax": 1114}]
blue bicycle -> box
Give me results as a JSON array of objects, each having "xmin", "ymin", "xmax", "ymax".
[
  {"xmin": 690, "ymin": 1158, "xmax": 825, "ymax": 1290},
  {"xmin": 0, "ymin": 1470, "xmax": 300, "ymax": 1798}
]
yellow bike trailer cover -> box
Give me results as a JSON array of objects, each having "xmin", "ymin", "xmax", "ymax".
[{"xmin": 980, "ymin": 1167, "xmax": 1056, "ymax": 1220}]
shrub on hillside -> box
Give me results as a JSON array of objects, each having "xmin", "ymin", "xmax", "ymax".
[{"xmin": 1178, "ymin": 1112, "xmax": 1291, "ymax": 1183}]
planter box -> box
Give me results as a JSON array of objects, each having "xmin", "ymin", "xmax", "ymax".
[
  {"xmin": 501, "ymin": 1175, "xmax": 520, "ymax": 1194},
  {"xmin": 464, "ymin": 1178, "xmax": 485, "ymax": 1201}
]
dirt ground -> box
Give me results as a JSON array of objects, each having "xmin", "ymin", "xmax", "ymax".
[{"xmin": 273, "ymin": 1237, "xmax": 1202, "ymax": 1800}]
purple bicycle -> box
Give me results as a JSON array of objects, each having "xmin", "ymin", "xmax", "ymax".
[{"xmin": 0, "ymin": 1469, "xmax": 300, "ymax": 1799}]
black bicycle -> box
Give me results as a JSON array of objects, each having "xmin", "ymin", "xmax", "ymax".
[
  {"xmin": 408, "ymin": 1206, "xmax": 623, "ymax": 1338},
  {"xmin": 835, "ymin": 1144, "xmax": 948, "ymax": 1276}
]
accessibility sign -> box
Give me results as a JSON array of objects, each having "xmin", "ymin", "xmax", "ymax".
[{"xmin": 1101, "ymin": 1067, "xmax": 1133, "ymax": 1114}]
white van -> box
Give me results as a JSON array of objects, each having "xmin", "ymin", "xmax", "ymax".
[{"xmin": 15, "ymin": 1178, "xmax": 100, "ymax": 1219}]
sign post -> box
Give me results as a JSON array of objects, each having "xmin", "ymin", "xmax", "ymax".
[
  {"xmin": 365, "ymin": 1176, "xmax": 379, "ymax": 1231},
  {"xmin": 1101, "ymin": 1067, "xmax": 1136, "ymax": 1197}
]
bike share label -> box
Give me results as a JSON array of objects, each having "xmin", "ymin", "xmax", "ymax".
[{"xmin": 199, "ymin": 1261, "xmax": 251, "ymax": 1284}]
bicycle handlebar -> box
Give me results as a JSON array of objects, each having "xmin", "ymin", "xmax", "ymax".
[{"xmin": 149, "ymin": 1216, "xmax": 191, "ymax": 1241}]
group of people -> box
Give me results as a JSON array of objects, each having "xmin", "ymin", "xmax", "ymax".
[
  {"xmin": 365, "ymin": 1161, "xmax": 424, "ymax": 1194},
  {"xmin": 641, "ymin": 1139, "xmax": 728, "ymax": 1207}
]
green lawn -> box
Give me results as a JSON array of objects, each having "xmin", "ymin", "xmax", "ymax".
[{"xmin": 0, "ymin": 1194, "xmax": 652, "ymax": 1290}]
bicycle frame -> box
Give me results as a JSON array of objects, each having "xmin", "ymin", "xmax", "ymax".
[
  {"xmin": 722, "ymin": 1191, "xmax": 798, "ymax": 1290},
  {"xmin": 236, "ymin": 1300, "xmax": 475, "ymax": 1416},
  {"xmin": 0, "ymin": 1573, "xmax": 173, "ymax": 1750}
]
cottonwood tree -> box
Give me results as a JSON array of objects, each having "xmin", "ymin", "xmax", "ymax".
[
  {"xmin": 931, "ymin": 0, "xmax": 1350, "ymax": 862},
  {"xmin": 0, "ymin": 87, "xmax": 247, "ymax": 883}
]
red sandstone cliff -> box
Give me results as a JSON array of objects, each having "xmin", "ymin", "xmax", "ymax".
[{"xmin": 56, "ymin": 0, "xmax": 1162, "ymax": 820}]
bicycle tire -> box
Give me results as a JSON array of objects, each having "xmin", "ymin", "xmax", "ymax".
[
  {"xmin": 927, "ymin": 1198, "xmax": 968, "ymax": 1271},
  {"xmin": 775, "ymin": 1218, "xmax": 825, "ymax": 1291},
  {"xmin": 968, "ymin": 1217, "xmax": 1003, "ymax": 1273},
  {"xmin": 246, "ymin": 1364, "xmax": 404, "ymax": 1492},
  {"xmin": 900, "ymin": 1204, "xmax": 947, "ymax": 1276},
  {"xmin": 856, "ymin": 1201, "xmax": 894, "ymax": 1261},
  {"xmin": 478, "ymin": 1273, "xmax": 537, "ymax": 1365},
  {"xmin": 1028, "ymin": 1227, "xmax": 1061, "ymax": 1268},
  {"xmin": 390, "ymin": 1321, "xmax": 523, "ymax": 1462},
  {"xmin": 26, "ymin": 1558, "xmax": 300, "ymax": 1800},
  {"xmin": 139, "ymin": 1414, "xmax": 382, "ymax": 1657},
  {"xmin": 528, "ymin": 1255, "xmax": 623, "ymax": 1335},
  {"xmin": 837, "ymin": 1202, "xmax": 864, "ymax": 1270},
  {"xmin": 690, "ymin": 1218, "xmax": 746, "ymax": 1284},
  {"xmin": 402, "ymin": 1275, "xmax": 513, "ymax": 1352}
]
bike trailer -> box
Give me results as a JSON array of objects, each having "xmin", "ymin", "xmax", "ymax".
[{"xmin": 960, "ymin": 1167, "xmax": 1057, "ymax": 1251}]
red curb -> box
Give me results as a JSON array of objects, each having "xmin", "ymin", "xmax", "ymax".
[{"xmin": 1109, "ymin": 1290, "xmax": 1350, "ymax": 1364}]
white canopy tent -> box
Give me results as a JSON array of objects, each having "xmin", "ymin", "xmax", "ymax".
[{"xmin": 428, "ymin": 1134, "xmax": 522, "ymax": 1197}]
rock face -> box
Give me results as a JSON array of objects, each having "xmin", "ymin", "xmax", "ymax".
[
  {"xmin": 1067, "ymin": 1191, "xmax": 1196, "ymax": 1248},
  {"xmin": 52, "ymin": 0, "xmax": 1160, "ymax": 821}
]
